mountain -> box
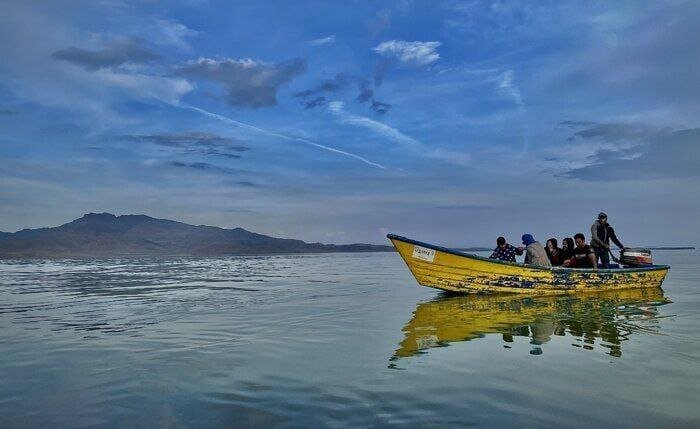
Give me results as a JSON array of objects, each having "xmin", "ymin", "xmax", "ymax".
[{"xmin": 0, "ymin": 213, "xmax": 393, "ymax": 258}]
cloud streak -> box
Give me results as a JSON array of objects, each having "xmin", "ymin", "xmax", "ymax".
[
  {"xmin": 497, "ymin": 70, "xmax": 523, "ymax": 107},
  {"xmin": 307, "ymin": 35, "xmax": 336, "ymax": 46},
  {"xmin": 180, "ymin": 104, "xmax": 386, "ymax": 169},
  {"xmin": 373, "ymin": 40, "xmax": 441, "ymax": 66},
  {"xmin": 169, "ymin": 161, "xmax": 255, "ymax": 184},
  {"xmin": 123, "ymin": 132, "xmax": 249, "ymax": 159},
  {"xmin": 336, "ymin": 110, "xmax": 421, "ymax": 148},
  {"xmin": 327, "ymin": 102, "xmax": 470, "ymax": 165},
  {"xmin": 563, "ymin": 121, "xmax": 669, "ymax": 142}
]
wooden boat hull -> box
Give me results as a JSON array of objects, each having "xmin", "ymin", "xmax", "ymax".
[{"xmin": 388, "ymin": 234, "xmax": 669, "ymax": 295}]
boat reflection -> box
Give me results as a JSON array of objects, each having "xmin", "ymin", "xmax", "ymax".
[{"xmin": 391, "ymin": 288, "xmax": 670, "ymax": 363}]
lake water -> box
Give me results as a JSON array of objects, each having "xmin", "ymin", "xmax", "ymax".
[{"xmin": 1, "ymin": 251, "xmax": 699, "ymax": 427}]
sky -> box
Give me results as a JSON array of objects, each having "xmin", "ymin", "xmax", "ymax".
[{"xmin": 1, "ymin": 0, "xmax": 699, "ymax": 246}]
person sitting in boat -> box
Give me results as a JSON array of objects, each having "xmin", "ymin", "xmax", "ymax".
[
  {"xmin": 562, "ymin": 233, "xmax": 597, "ymax": 268},
  {"xmin": 591, "ymin": 212, "xmax": 625, "ymax": 268},
  {"xmin": 560, "ymin": 237, "xmax": 575, "ymax": 262},
  {"xmin": 521, "ymin": 234, "xmax": 552, "ymax": 267},
  {"xmin": 545, "ymin": 238, "xmax": 563, "ymax": 266},
  {"xmin": 489, "ymin": 236, "xmax": 523, "ymax": 262}
]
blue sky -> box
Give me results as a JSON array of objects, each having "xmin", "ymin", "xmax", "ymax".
[{"xmin": 1, "ymin": 0, "xmax": 699, "ymax": 246}]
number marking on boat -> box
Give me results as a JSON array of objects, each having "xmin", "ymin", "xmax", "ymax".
[{"xmin": 412, "ymin": 245, "xmax": 435, "ymax": 262}]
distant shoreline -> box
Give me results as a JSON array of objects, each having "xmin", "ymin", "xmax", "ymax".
[
  {"xmin": 646, "ymin": 247, "xmax": 696, "ymax": 250},
  {"xmin": 456, "ymin": 246, "xmax": 695, "ymax": 252}
]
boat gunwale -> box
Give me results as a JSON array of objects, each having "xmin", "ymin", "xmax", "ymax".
[{"xmin": 387, "ymin": 234, "xmax": 670, "ymax": 274}]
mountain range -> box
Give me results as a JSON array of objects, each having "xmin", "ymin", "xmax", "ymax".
[{"xmin": 0, "ymin": 213, "xmax": 393, "ymax": 258}]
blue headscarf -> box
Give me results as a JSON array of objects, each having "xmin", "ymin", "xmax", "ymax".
[{"xmin": 522, "ymin": 234, "xmax": 535, "ymax": 246}]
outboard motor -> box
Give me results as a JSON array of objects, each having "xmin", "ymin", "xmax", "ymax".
[{"xmin": 620, "ymin": 248, "xmax": 653, "ymax": 267}]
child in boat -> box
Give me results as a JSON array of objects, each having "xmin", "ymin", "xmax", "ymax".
[
  {"xmin": 562, "ymin": 233, "xmax": 597, "ymax": 268},
  {"xmin": 489, "ymin": 236, "xmax": 523, "ymax": 262}
]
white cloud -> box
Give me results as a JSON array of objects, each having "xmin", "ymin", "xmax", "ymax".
[
  {"xmin": 0, "ymin": 3, "xmax": 199, "ymax": 127},
  {"xmin": 497, "ymin": 69, "xmax": 523, "ymax": 107},
  {"xmin": 151, "ymin": 19, "xmax": 199, "ymax": 50},
  {"xmin": 340, "ymin": 112, "xmax": 421, "ymax": 149},
  {"xmin": 97, "ymin": 70, "xmax": 194, "ymax": 105},
  {"xmin": 373, "ymin": 40, "xmax": 441, "ymax": 66},
  {"xmin": 327, "ymin": 100, "xmax": 345, "ymax": 113},
  {"xmin": 307, "ymin": 35, "xmax": 336, "ymax": 46}
]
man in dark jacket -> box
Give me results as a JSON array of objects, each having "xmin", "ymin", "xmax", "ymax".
[{"xmin": 590, "ymin": 212, "xmax": 625, "ymax": 268}]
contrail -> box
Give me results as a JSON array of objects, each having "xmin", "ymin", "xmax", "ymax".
[{"xmin": 180, "ymin": 104, "xmax": 386, "ymax": 169}]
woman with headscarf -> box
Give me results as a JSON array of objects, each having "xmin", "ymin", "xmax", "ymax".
[{"xmin": 521, "ymin": 234, "xmax": 552, "ymax": 267}]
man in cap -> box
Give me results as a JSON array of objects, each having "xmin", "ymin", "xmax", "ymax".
[{"xmin": 590, "ymin": 212, "xmax": 625, "ymax": 268}]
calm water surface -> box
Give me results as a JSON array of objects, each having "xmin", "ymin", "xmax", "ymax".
[{"xmin": 1, "ymin": 251, "xmax": 699, "ymax": 427}]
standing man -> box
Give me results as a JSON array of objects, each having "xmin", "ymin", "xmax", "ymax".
[{"xmin": 590, "ymin": 212, "xmax": 625, "ymax": 268}]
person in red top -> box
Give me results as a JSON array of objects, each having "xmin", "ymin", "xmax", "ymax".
[{"xmin": 545, "ymin": 238, "xmax": 563, "ymax": 266}]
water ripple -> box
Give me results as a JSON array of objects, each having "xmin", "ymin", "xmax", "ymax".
[{"xmin": 1, "ymin": 252, "xmax": 699, "ymax": 427}]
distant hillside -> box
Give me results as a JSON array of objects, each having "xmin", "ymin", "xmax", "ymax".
[{"xmin": 0, "ymin": 213, "xmax": 393, "ymax": 258}]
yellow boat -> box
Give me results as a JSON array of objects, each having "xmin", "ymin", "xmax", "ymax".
[
  {"xmin": 387, "ymin": 234, "xmax": 669, "ymax": 295},
  {"xmin": 392, "ymin": 287, "xmax": 669, "ymax": 360}
]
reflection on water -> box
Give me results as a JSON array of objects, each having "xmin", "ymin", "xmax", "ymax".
[{"xmin": 391, "ymin": 288, "xmax": 671, "ymax": 364}]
